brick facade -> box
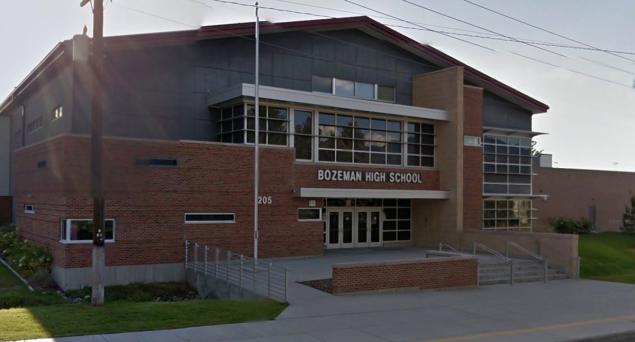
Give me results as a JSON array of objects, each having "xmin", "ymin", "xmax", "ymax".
[
  {"xmin": 463, "ymin": 86, "xmax": 483, "ymax": 230},
  {"xmin": 331, "ymin": 256, "xmax": 478, "ymax": 294},
  {"xmin": 14, "ymin": 134, "xmax": 444, "ymax": 270}
]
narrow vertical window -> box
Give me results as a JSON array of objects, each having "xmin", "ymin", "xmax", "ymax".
[{"xmin": 294, "ymin": 110, "xmax": 313, "ymax": 160}]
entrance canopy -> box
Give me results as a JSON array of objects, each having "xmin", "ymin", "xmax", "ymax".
[{"xmin": 299, "ymin": 188, "xmax": 449, "ymax": 199}]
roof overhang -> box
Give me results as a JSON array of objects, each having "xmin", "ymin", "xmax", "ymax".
[
  {"xmin": 299, "ymin": 187, "xmax": 450, "ymax": 199},
  {"xmin": 209, "ymin": 83, "xmax": 449, "ymax": 121},
  {"xmin": 483, "ymin": 126, "xmax": 546, "ymax": 137}
]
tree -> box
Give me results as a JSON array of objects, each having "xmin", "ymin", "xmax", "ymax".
[{"xmin": 621, "ymin": 196, "xmax": 635, "ymax": 233}]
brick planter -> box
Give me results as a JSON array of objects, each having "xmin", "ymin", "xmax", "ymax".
[{"xmin": 331, "ymin": 256, "xmax": 478, "ymax": 294}]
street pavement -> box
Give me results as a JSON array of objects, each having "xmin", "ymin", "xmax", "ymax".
[{"xmin": 22, "ymin": 249, "xmax": 635, "ymax": 341}]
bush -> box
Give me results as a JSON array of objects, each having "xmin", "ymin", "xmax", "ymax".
[
  {"xmin": 0, "ymin": 289, "xmax": 64, "ymax": 309},
  {"xmin": 0, "ymin": 225, "xmax": 55, "ymax": 288},
  {"xmin": 621, "ymin": 196, "xmax": 635, "ymax": 234},
  {"xmin": 551, "ymin": 217, "xmax": 592, "ymax": 235},
  {"xmin": 65, "ymin": 282, "xmax": 199, "ymax": 303}
]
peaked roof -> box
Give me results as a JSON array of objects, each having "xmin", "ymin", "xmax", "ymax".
[{"xmin": 0, "ymin": 16, "xmax": 548, "ymax": 115}]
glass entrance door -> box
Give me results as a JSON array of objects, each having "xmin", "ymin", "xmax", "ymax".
[
  {"xmin": 326, "ymin": 209, "xmax": 354, "ymax": 249},
  {"xmin": 356, "ymin": 210, "xmax": 381, "ymax": 247}
]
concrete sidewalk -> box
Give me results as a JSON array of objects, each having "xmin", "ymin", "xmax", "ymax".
[{"xmin": 24, "ymin": 278, "xmax": 635, "ymax": 342}]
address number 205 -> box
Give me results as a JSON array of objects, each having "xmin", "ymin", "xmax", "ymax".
[{"xmin": 257, "ymin": 195, "xmax": 272, "ymax": 205}]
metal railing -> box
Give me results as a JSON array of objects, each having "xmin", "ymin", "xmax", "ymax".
[
  {"xmin": 185, "ymin": 241, "xmax": 288, "ymax": 302},
  {"xmin": 506, "ymin": 241, "xmax": 548, "ymax": 283},
  {"xmin": 473, "ymin": 242, "xmax": 513, "ymax": 284},
  {"xmin": 438, "ymin": 242, "xmax": 460, "ymax": 254}
]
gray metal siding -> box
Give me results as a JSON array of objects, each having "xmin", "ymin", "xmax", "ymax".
[
  {"xmin": 482, "ymin": 91, "xmax": 532, "ymax": 131},
  {"xmin": 21, "ymin": 65, "xmax": 74, "ymax": 146},
  {"xmin": 73, "ymin": 29, "xmax": 439, "ymax": 140},
  {"xmin": 0, "ymin": 116, "xmax": 9, "ymax": 196}
]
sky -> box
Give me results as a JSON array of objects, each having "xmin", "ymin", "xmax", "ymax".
[{"xmin": 1, "ymin": 0, "xmax": 634, "ymax": 171}]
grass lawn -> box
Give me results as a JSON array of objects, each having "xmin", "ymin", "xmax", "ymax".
[
  {"xmin": 0, "ymin": 261, "xmax": 64, "ymax": 309},
  {"xmin": 0, "ymin": 262, "xmax": 287, "ymax": 341},
  {"xmin": 579, "ymin": 232, "xmax": 635, "ymax": 283},
  {"xmin": 0, "ymin": 299, "xmax": 287, "ymax": 341}
]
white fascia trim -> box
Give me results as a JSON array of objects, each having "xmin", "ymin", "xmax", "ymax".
[
  {"xmin": 299, "ymin": 188, "xmax": 450, "ymax": 199},
  {"xmin": 208, "ymin": 83, "xmax": 449, "ymax": 121}
]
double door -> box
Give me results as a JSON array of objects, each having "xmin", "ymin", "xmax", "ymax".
[{"xmin": 326, "ymin": 208, "xmax": 381, "ymax": 249}]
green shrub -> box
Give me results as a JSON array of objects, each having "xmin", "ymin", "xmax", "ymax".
[
  {"xmin": 0, "ymin": 226, "xmax": 54, "ymax": 288},
  {"xmin": 621, "ymin": 196, "xmax": 635, "ymax": 234},
  {"xmin": 66, "ymin": 282, "xmax": 199, "ymax": 303},
  {"xmin": 550, "ymin": 217, "xmax": 592, "ymax": 234},
  {"xmin": 0, "ymin": 288, "xmax": 64, "ymax": 309}
]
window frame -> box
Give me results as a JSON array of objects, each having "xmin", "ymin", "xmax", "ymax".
[
  {"xmin": 184, "ymin": 213, "xmax": 236, "ymax": 224},
  {"xmin": 482, "ymin": 198, "xmax": 533, "ymax": 231},
  {"xmin": 60, "ymin": 218, "xmax": 116, "ymax": 244},
  {"xmin": 24, "ymin": 204, "xmax": 35, "ymax": 214},
  {"xmin": 298, "ymin": 208, "xmax": 322, "ymax": 222},
  {"xmin": 51, "ymin": 105, "xmax": 63, "ymax": 121}
]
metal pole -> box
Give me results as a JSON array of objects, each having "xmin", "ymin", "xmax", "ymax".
[
  {"xmin": 184, "ymin": 240, "xmax": 189, "ymax": 269},
  {"xmin": 544, "ymin": 261, "xmax": 548, "ymax": 283},
  {"xmin": 194, "ymin": 243, "xmax": 199, "ymax": 270},
  {"xmin": 253, "ymin": 1, "xmax": 260, "ymax": 263},
  {"xmin": 509, "ymin": 259, "xmax": 514, "ymax": 285},
  {"xmin": 240, "ymin": 255, "xmax": 244, "ymax": 287},
  {"xmin": 226, "ymin": 251, "xmax": 231, "ymax": 282},
  {"xmin": 214, "ymin": 247, "xmax": 219, "ymax": 278},
  {"xmin": 267, "ymin": 263, "xmax": 272, "ymax": 297},
  {"xmin": 85, "ymin": 0, "xmax": 105, "ymax": 307},
  {"xmin": 204, "ymin": 246, "xmax": 209, "ymax": 274}
]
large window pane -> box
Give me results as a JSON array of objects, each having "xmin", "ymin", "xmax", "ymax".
[
  {"xmin": 355, "ymin": 82, "xmax": 374, "ymax": 100},
  {"xmin": 334, "ymin": 79, "xmax": 354, "ymax": 97},
  {"xmin": 377, "ymin": 85, "xmax": 395, "ymax": 102},
  {"xmin": 312, "ymin": 75, "xmax": 332, "ymax": 93}
]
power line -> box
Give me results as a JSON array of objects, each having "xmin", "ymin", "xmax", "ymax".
[
  {"xmin": 114, "ymin": 0, "xmax": 634, "ymax": 90},
  {"xmin": 401, "ymin": 0, "xmax": 566, "ymax": 58},
  {"xmin": 511, "ymin": 52, "xmax": 633, "ymax": 89},
  {"xmin": 463, "ymin": 0, "xmax": 635, "ymax": 64},
  {"xmin": 342, "ymin": 0, "xmax": 495, "ymax": 52}
]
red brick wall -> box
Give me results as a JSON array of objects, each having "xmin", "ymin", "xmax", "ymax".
[
  {"xmin": 331, "ymin": 256, "xmax": 478, "ymax": 294},
  {"xmin": 15, "ymin": 135, "xmax": 325, "ymax": 269},
  {"xmin": 534, "ymin": 166, "xmax": 635, "ymax": 232},
  {"xmin": 463, "ymin": 86, "xmax": 483, "ymax": 230}
]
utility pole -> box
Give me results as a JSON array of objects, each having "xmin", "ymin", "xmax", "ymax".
[
  {"xmin": 81, "ymin": 0, "xmax": 105, "ymax": 306},
  {"xmin": 253, "ymin": 1, "xmax": 260, "ymax": 263}
]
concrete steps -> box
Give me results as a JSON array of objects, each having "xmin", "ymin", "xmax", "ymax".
[{"xmin": 479, "ymin": 259, "xmax": 569, "ymax": 285}]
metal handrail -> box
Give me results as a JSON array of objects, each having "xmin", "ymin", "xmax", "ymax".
[
  {"xmin": 184, "ymin": 240, "xmax": 288, "ymax": 302},
  {"xmin": 473, "ymin": 242, "xmax": 510, "ymax": 263},
  {"xmin": 506, "ymin": 241, "xmax": 543, "ymax": 262},
  {"xmin": 438, "ymin": 242, "xmax": 459, "ymax": 253},
  {"xmin": 506, "ymin": 241, "xmax": 548, "ymax": 283}
]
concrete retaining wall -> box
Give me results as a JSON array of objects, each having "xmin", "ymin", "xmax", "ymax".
[
  {"xmin": 331, "ymin": 256, "xmax": 478, "ymax": 294},
  {"xmin": 52, "ymin": 262, "xmax": 185, "ymax": 290}
]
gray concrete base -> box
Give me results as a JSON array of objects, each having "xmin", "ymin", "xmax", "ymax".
[
  {"xmin": 53, "ymin": 263, "xmax": 185, "ymax": 290},
  {"xmin": 185, "ymin": 269, "xmax": 264, "ymax": 300}
]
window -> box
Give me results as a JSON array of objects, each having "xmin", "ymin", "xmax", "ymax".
[
  {"xmin": 61, "ymin": 219, "xmax": 115, "ymax": 243},
  {"xmin": 406, "ymin": 122, "xmax": 435, "ymax": 167},
  {"xmin": 293, "ymin": 110, "xmax": 313, "ymax": 160},
  {"xmin": 136, "ymin": 159, "xmax": 178, "ymax": 167},
  {"xmin": 312, "ymin": 75, "xmax": 332, "ymax": 93},
  {"xmin": 52, "ymin": 106, "xmax": 63, "ymax": 121},
  {"xmin": 298, "ymin": 208, "xmax": 322, "ymax": 221},
  {"xmin": 217, "ymin": 104, "xmax": 246, "ymax": 143},
  {"xmin": 483, "ymin": 134, "xmax": 532, "ymax": 195},
  {"xmin": 483, "ymin": 199, "xmax": 532, "ymax": 230},
  {"xmin": 184, "ymin": 213, "xmax": 235, "ymax": 224},
  {"xmin": 377, "ymin": 85, "xmax": 396, "ymax": 102},
  {"xmin": 246, "ymin": 105, "xmax": 288, "ymax": 146},
  {"xmin": 318, "ymin": 113, "xmax": 403, "ymax": 165},
  {"xmin": 26, "ymin": 116, "xmax": 43, "ymax": 134},
  {"xmin": 382, "ymin": 199, "xmax": 411, "ymax": 241},
  {"xmin": 355, "ymin": 82, "xmax": 374, "ymax": 100},
  {"xmin": 24, "ymin": 205, "xmax": 35, "ymax": 214},
  {"xmin": 333, "ymin": 78, "xmax": 354, "ymax": 97}
]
